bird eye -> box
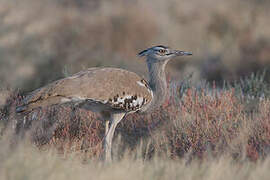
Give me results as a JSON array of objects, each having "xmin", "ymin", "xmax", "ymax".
[{"xmin": 158, "ymin": 49, "xmax": 166, "ymax": 53}]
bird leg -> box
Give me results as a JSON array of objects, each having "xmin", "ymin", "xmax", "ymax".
[
  {"xmin": 105, "ymin": 120, "xmax": 110, "ymax": 136},
  {"xmin": 104, "ymin": 112, "xmax": 125, "ymax": 162}
]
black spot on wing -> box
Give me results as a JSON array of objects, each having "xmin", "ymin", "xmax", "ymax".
[
  {"xmin": 141, "ymin": 79, "xmax": 150, "ymax": 90},
  {"xmin": 108, "ymin": 94, "xmax": 148, "ymax": 112}
]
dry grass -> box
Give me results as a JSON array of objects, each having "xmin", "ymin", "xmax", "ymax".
[
  {"xmin": 0, "ymin": 76, "xmax": 270, "ymax": 179},
  {"xmin": 0, "ymin": 138, "xmax": 270, "ymax": 180},
  {"xmin": 1, "ymin": 75, "xmax": 270, "ymax": 160}
]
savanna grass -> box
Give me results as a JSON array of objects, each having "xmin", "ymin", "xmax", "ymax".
[{"xmin": 1, "ymin": 74, "xmax": 269, "ymax": 162}]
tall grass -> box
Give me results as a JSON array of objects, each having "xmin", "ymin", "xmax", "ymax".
[
  {"xmin": 1, "ymin": 73, "xmax": 269, "ymax": 161},
  {"xmin": 0, "ymin": 137, "xmax": 270, "ymax": 180},
  {"xmin": 0, "ymin": 73, "xmax": 270, "ymax": 179}
]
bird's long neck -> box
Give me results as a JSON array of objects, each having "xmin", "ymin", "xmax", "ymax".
[{"xmin": 146, "ymin": 58, "xmax": 169, "ymax": 112}]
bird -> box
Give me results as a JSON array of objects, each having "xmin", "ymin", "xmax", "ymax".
[{"xmin": 16, "ymin": 45, "xmax": 192, "ymax": 162}]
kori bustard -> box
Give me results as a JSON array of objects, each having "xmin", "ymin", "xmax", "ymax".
[{"xmin": 16, "ymin": 45, "xmax": 192, "ymax": 162}]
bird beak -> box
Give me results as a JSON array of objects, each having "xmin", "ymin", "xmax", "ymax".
[{"xmin": 173, "ymin": 50, "xmax": 192, "ymax": 56}]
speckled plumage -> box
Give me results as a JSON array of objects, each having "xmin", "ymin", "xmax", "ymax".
[{"xmin": 17, "ymin": 68, "xmax": 153, "ymax": 113}]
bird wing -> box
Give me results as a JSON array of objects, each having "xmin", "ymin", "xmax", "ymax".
[{"xmin": 17, "ymin": 68, "xmax": 153, "ymax": 112}]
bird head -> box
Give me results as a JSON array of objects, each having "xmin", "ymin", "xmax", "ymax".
[{"xmin": 138, "ymin": 45, "xmax": 192, "ymax": 62}]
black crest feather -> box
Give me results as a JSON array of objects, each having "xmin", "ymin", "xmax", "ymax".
[
  {"xmin": 155, "ymin": 45, "xmax": 169, "ymax": 49},
  {"xmin": 138, "ymin": 49, "xmax": 149, "ymax": 57}
]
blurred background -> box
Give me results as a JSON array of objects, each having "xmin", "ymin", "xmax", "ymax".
[{"xmin": 0, "ymin": 0, "xmax": 270, "ymax": 95}]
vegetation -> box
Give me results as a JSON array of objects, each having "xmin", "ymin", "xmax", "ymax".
[
  {"xmin": 0, "ymin": 0, "xmax": 270, "ymax": 179},
  {"xmin": 0, "ymin": 139, "xmax": 269, "ymax": 180},
  {"xmin": 1, "ymin": 73, "xmax": 270, "ymax": 179}
]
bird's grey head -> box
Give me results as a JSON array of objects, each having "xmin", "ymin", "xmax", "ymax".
[{"xmin": 138, "ymin": 45, "xmax": 192, "ymax": 62}]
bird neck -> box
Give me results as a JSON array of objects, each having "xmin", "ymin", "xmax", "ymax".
[{"xmin": 146, "ymin": 58, "xmax": 169, "ymax": 111}]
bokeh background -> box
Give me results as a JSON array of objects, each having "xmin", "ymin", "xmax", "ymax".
[{"xmin": 0, "ymin": 0, "xmax": 270, "ymax": 94}]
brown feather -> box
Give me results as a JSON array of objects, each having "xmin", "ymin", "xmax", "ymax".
[{"xmin": 17, "ymin": 68, "xmax": 152, "ymax": 112}]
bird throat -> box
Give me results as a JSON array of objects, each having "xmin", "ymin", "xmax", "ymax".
[{"xmin": 146, "ymin": 59, "xmax": 169, "ymax": 111}]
